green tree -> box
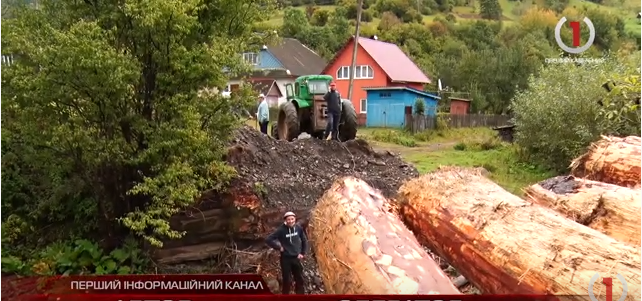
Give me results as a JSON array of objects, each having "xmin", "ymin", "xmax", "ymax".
[
  {"xmin": 310, "ymin": 9, "xmax": 331, "ymax": 26},
  {"xmin": 1, "ymin": 0, "xmax": 275, "ymax": 247},
  {"xmin": 479, "ymin": 0, "xmax": 502, "ymax": 20},
  {"xmin": 281, "ymin": 8, "xmax": 311, "ymax": 38}
]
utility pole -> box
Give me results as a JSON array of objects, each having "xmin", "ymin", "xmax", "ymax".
[{"xmin": 346, "ymin": 0, "xmax": 364, "ymax": 101}]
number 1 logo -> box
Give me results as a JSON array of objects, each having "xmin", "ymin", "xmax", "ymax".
[
  {"xmin": 554, "ymin": 16, "xmax": 596, "ymax": 54},
  {"xmin": 588, "ymin": 273, "xmax": 629, "ymax": 301}
]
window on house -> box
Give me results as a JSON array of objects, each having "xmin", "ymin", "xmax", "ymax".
[
  {"xmin": 337, "ymin": 66, "xmax": 351, "ymax": 79},
  {"xmin": 243, "ymin": 52, "xmax": 258, "ymax": 65},
  {"xmin": 379, "ymin": 92, "xmax": 391, "ymax": 98},
  {"xmin": 336, "ymin": 65, "xmax": 374, "ymax": 79},
  {"xmin": 355, "ymin": 65, "xmax": 374, "ymax": 79},
  {"xmin": 359, "ymin": 99, "xmax": 367, "ymax": 114},
  {"xmin": 2, "ymin": 54, "xmax": 14, "ymax": 66}
]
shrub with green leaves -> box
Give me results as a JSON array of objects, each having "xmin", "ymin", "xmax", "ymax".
[
  {"xmin": 1, "ymin": 0, "xmax": 277, "ymax": 250},
  {"xmin": 510, "ymin": 53, "xmax": 641, "ymax": 171},
  {"xmin": 1, "ymin": 238, "xmax": 147, "ymax": 275}
]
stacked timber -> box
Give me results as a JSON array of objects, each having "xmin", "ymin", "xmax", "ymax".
[
  {"xmin": 153, "ymin": 181, "xmax": 311, "ymax": 265},
  {"xmin": 309, "ymin": 177, "xmax": 461, "ymax": 295},
  {"xmin": 526, "ymin": 176, "xmax": 641, "ymax": 245},
  {"xmin": 526, "ymin": 135, "xmax": 642, "ymax": 245},
  {"xmin": 397, "ymin": 167, "xmax": 640, "ymax": 300},
  {"xmin": 570, "ymin": 136, "xmax": 641, "ymax": 188}
]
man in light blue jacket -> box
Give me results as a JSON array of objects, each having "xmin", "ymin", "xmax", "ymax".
[{"xmin": 257, "ymin": 94, "xmax": 270, "ymax": 135}]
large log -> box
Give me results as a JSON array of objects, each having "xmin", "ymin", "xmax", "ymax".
[
  {"xmin": 570, "ymin": 136, "xmax": 641, "ymax": 188},
  {"xmin": 526, "ymin": 176, "xmax": 641, "ymax": 245},
  {"xmin": 398, "ymin": 167, "xmax": 641, "ymax": 300},
  {"xmin": 309, "ymin": 177, "xmax": 460, "ymax": 295}
]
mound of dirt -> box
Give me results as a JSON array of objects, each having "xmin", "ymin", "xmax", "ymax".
[
  {"xmin": 225, "ymin": 126, "xmax": 419, "ymax": 294},
  {"xmin": 226, "ymin": 126, "xmax": 419, "ymax": 210}
]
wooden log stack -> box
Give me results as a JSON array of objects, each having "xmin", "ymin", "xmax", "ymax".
[
  {"xmin": 397, "ymin": 167, "xmax": 640, "ymax": 301},
  {"xmin": 526, "ymin": 176, "xmax": 641, "ymax": 245},
  {"xmin": 309, "ymin": 177, "xmax": 461, "ymax": 295},
  {"xmin": 527, "ymin": 135, "xmax": 642, "ymax": 245},
  {"xmin": 153, "ymin": 181, "xmax": 311, "ymax": 265}
]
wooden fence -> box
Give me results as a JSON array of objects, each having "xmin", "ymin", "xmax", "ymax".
[{"xmin": 405, "ymin": 114, "xmax": 511, "ymax": 133}]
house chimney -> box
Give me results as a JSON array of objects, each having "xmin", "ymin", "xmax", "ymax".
[{"xmin": 262, "ymin": 45, "xmax": 268, "ymax": 50}]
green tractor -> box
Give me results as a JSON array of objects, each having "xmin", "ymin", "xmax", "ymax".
[{"xmin": 272, "ymin": 75, "xmax": 358, "ymax": 141}]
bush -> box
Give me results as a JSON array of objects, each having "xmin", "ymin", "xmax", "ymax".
[
  {"xmin": 414, "ymin": 98, "xmax": 426, "ymax": 115},
  {"xmin": 510, "ymin": 53, "xmax": 641, "ymax": 171},
  {"xmin": 1, "ymin": 238, "xmax": 147, "ymax": 275},
  {"xmin": 454, "ymin": 137, "xmax": 503, "ymax": 151},
  {"xmin": 453, "ymin": 142, "xmax": 467, "ymax": 151},
  {"xmin": 1, "ymin": 0, "xmax": 264, "ymax": 259},
  {"xmin": 435, "ymin": 114, "xmax": 450, "ymax": 130}
]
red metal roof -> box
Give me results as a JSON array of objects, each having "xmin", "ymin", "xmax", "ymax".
[{"xmin": 323, "ymin": 37, "xmax": 431, "ymax": 84}]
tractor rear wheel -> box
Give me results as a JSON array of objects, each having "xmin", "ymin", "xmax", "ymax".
[
  {"xmin": 277, "ymin": 101, "xmax": 300, "ymax": 141},
  {"xmin": 339, "ymin": 101, "xmax": 358, "ymax": 141}
]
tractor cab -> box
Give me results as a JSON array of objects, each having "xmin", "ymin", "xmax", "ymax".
[{"xmin": 284, "ymin": 75, "xmax": 333, "ymax": 133}]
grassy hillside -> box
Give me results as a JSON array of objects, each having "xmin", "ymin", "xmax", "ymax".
[{"xmin": 265, "ymin": 0, "xmax": 641, "ymax": 34}]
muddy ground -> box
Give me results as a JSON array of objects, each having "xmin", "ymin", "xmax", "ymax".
[{"xmin": 226, "ymin": 126, "xmax": 420, "ymax": 209}]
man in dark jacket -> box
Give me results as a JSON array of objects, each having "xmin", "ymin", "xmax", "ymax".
[
  {"xmin": 265, "ymin": 211, "xmax": 308, "ymax": 294},
  {"xmin": 323, "ymin": 82, "xmax": 341, "ymax": 140}
]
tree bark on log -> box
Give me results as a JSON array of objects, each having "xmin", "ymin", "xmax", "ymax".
[
  {"xmin": 570, "ymin": 136, "xmax": 641, "ymax": 188},
  {"xmin": 309, "ymin": 177, "xmax": 461, "ymax": 295},
  {"xmin": 525, "ymin": 176, "xmax": 641, "ymax": 245},
  {"xmin": 397, "ymin": 167, "xmax": 641, "ymax": 300}
]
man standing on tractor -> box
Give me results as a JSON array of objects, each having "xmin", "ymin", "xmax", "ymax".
[
  {"xmin": 323, "ymin": 82, "xmax": 341, "ymax": 140},
  {"xmin": 265, "ymin": 211, "xmax": 308, "ymax": 295},
  {"xmin": 256, "ymin": 93, "xmax": 270, "ymax": 135}
]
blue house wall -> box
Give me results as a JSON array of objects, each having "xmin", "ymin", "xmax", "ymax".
[
  {"xmin": 255, "ymin": 49, "xmax": 285, "ymax": 69},
  {"xmin": 365, "ymin": 87, "xmax": 439, "ymax": 128}
]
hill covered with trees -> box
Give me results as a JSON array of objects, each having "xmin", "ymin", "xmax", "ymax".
[{"xmin": 251, "ymin": 0, "xmax": 640, "ymax": 113}]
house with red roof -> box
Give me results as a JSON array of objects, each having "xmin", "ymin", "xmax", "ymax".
[{"xmin": 321, "ymin": 36, "xmax": 432, "ymax": 125}]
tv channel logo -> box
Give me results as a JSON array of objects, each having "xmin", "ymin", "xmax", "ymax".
[{"xmin": 588, "ymin": 273, "xmax": 628, "ymax": 301}]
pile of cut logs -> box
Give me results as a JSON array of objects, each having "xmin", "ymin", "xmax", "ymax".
[
  {"xmin": 309, "ymin": 136, "xmax": 641, "ymax": 299},
  {"xmin": 153, "ymin": 181, "xmax": 311, "ymax": 265}
]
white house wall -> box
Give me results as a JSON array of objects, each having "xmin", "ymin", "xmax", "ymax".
[
  {"xmin": 225, "ymin": 78, "xmax": 294, "ymax": 107},
  {"xmin": 274, "ymin": 78, "xmax": 294, "ymax": 106}
]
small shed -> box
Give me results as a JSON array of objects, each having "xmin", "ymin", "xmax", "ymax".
[
  {"xmin": 449, "ymin": 97, "xmax": 471, "ymax": 115},
  {"xmin": 364, "ymin": 87, "xmax": 440, "ymax": 128}
]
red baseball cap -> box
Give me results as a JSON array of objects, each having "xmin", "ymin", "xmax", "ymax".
[{"xmin": 330, "ymin": 82, "xmax": 336, "ymax": 87}]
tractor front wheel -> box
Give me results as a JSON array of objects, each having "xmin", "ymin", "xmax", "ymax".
[
  {"xmin": 339, "ymin": 101, "xmax": 358, "ymax": 141},
  {"xmin": 277, "ymin": 101, "xmax": 300, "ymax": 141}
]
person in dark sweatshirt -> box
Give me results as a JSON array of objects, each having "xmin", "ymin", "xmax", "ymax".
[
  {"xmin": 265, "ymin": 211, "xmax": 308, "ymax": 294},
  {"xmin": 323, "ymin": 82, "xmax": 341, "ymax": 140}
]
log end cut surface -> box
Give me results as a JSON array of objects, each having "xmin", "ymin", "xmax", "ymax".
[{"xmin": 309, "ymin": 177, "xmax": 460, "ymax": 295}]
